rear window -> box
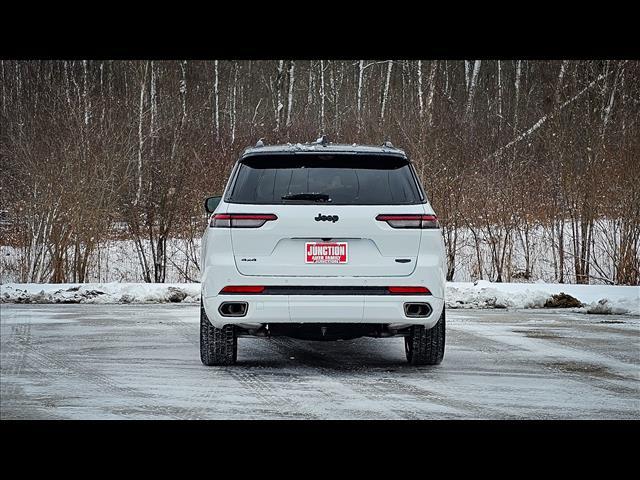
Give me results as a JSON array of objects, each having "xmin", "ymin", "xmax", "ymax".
[{"xmin": 226, "ymin": 154, "xmax": 423, "ymax": 205}]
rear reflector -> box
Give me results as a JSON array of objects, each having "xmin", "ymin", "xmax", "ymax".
[
  {"xmin": 387, "ymin": 286, "xmax": 431, "ymax": 294},
  {"xmin": 220, "ymin": 285, "xmax": 265, "ymax": 293},
  {"xmin": 211, "ymin": 213, "xmax": 277, "ymax": 228},
  {"xmin": 376, "ymin": 214, "xmax": 439, "ymax": 229}
]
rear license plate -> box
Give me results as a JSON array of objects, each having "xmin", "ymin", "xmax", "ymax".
[{"xmin": 305, "ymin": 242, "xmax": 348, "ymax": 264}]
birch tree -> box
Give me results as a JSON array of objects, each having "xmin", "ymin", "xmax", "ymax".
[
  {"xmin": 214, "ymin": 60, "xmax": 220, "ymax": 141},
  {"xmin": 357, "ymin": 59, "xmax": 364, "ymax": 132},
  {"xmin": 416, "ymin": 60, "xmax": 424, "ymax": 118},
  {"xmin": 380, "ymin": 60, "xmax": 393, "ymax": 124},
  {"xmin": 320, "ymin": 60, "xmax": 325, "ymax": 132},
  {"xmin": 134, "ymin": 61, "xmax": 148, "ymax": 207},
  {"xmin": 286, "ymin": 60, "xmax": 295, "ymax": 128},
  {"xmin": 425, "ymin": 60, "xmax": 438, "ymax": 127},
  {"xmin": 275, "ymin": 60, "xmax": 284, "ymax": 131},
  {"xmin": 465, "ymin": 60, "xmax": 481, "ymax": 118}
]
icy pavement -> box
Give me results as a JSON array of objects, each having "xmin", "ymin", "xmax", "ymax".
[{"xmin": 1, "ymin": 304, "xmax": 638, "ymax": 419}]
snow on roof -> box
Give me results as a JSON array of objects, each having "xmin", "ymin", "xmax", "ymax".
[{"xmin": 241, "ymin": 142, "xmax": 408, "ymax": 158}]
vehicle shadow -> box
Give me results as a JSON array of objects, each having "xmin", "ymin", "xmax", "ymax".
[{"xmin": 234, "ymin": 337, "xmax": 437, "ymax": 372}]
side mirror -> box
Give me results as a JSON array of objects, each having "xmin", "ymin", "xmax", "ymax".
[{"xmin": 204, "ymin": 196, "xmax": 222, "ymax": 214}]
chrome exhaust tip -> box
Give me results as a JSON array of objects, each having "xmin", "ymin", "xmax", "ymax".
[
  {"xmin": 218, "ymin": 302, "xmax": 248, "ymax": 317},
  {"xmin": 403, "ymin": 302, "xmax": 432, "ymax": 318}
]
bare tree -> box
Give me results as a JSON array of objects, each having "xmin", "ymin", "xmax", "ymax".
[{"xmin": 1, "ymin": 60, "xmax": 638, "ymax": 285}]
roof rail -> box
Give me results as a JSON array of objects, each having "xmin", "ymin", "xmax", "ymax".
[{"xmin": 382, "ymin": 141, "xmax": 394, "ymax": 148}]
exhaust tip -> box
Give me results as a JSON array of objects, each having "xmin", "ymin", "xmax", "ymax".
[
  {"xmin": 403, "ymin": 302, "xmax": 432, "ymax": 318},
  {"xmin": 219, "ymin": 302, "xmax": 248, "ymax": 317}
]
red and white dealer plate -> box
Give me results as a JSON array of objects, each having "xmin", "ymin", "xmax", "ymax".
[{"xmin": 305, "ymin": 242, "xmax": 348, "ymax": 264}]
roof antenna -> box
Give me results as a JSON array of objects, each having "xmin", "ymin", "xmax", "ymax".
[
  {"xmin": 315, "ymin": 135, "xmax": 328, "ymax": 146},
  {"xmin": 255, "ymin": 138, "xmax": 265, "ymax": 148},
  {"xmin": 382, "ymin": 140, "xmax": 394, "ymax": 148}
]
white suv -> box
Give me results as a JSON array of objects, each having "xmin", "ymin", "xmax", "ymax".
[{"xmin": 200, "ymin": 141, "xmax": 446, "ymax": 366}]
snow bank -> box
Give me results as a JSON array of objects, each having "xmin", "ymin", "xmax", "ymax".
[
  {"xmin": 446, "ymin": 280, "xmax": 639, "ymax": 316},
  {"xmin": 0, "ymin": 283, "xmax": 201, "ymax": 305},
  {"xmin": 1, "ymin": 281, "xmax": 638, "ymax": 315}
]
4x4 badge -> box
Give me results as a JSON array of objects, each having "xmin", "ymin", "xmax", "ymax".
[{"xmin": 315, "ymin": 214, "xmax": 339, "ymax": 222}]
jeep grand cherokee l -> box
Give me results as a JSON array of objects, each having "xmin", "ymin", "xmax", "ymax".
[{"xmin": 200, "ymin": 141, "xmax": 446, "ymax": 366}]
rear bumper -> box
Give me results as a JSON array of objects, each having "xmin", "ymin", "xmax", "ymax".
[{"xmin": 203, "ymin": 293, "xmax": 444, "ymax": 329}]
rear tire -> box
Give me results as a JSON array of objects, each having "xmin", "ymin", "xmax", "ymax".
[
  {"xmin": 405, "ymin": 308, "xmax": 445, "ymax": 365},
  {"xmin": 200, "ymin": 300, "xmax": 237, "ymax": 366}
]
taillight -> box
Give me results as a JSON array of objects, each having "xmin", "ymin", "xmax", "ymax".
[
  {"xmin": 387, "ymin": 286, "xmax": 431, "ymax": 295},
  {"xmin": 220, "ymin": 285, "xmax": 265, "ymax": 294},
  {"xmin": 210, "ymin": 213, "xmax": 277, "ymax": 228},
  {"xmin": 375, "ymin": 214, "xmax": 439, "ymax": 229}
]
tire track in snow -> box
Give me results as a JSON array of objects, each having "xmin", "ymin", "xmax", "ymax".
[
  {"xmin": 266, "ymin": 336, "xmax": 527, "ymax": 419},
  {"xmin": 451, "ymin": 321, "xmax": 640, "ymax": 380},
  {"xmin": 167, "ymin": 316, "xmax": 320, "ymax": 419},
  {"xmin": 22, "ymin": 345, "xmax": 204, "ymax": 420},
  {"xmin": 448, "ymin": 320, "xmax": 640, "ymax": 403},
  {"xmin": 262, "ymin": 337, "xmax": 438, "ymax": 419},
  {"xmin": 0, "ymin": 314, "xmax": 196, "ymax": 420},
  {"xmin": 1, "ymin": 321, "xmax": 33, "ymax": 400}
]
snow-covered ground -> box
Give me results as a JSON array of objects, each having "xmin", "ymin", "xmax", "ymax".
[
  {"xmin": 0, "ymin": 219, "xmax": 631, "ymax": 285},
  {"xmin": 1, "ymin": 280, "xmax": 638, "ymax": 316}
]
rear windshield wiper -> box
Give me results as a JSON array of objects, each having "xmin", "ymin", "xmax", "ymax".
[{"xmin": 281, "ymin": 192, "xmax": 332, "ymax": 202}]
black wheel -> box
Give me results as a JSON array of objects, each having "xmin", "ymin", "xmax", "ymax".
[
  {"xmin": 405, "ymin": 308, "xmax": 445, "ymax": 365},
  {"xmin": 200, "ymin": 300, "xmax": 237, "ymax": 366}
]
